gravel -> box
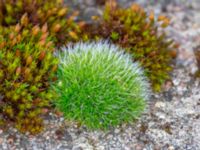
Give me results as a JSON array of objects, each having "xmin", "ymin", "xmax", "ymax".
[{"xmin": 1, "ymin": 0, "xmax": 200, "ymax": 149}]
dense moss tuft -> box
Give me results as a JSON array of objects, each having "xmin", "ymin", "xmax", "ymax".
[{"xmin": 52, "ymin": 41, "xmax": 150, "ymax": 129}]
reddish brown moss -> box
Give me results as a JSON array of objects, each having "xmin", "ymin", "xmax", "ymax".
[
  {"xmin": 0, "ymin": 17, "xmax": 58, "ymax": 134},
  {"xmin": 84, "ymin": 1, "xmax": 177, "ymax": 91},
  {"xmin": 0, "ymin": 0, "xmax": 86, "ymax": 46},
  {"xmin": 195, "ymin": 47, "xmax": 200, "ymax": 77}
]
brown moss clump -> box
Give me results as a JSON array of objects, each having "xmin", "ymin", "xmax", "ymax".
[
  {"xmin": 195, "ymin": 47, "xmax": 200, "ymax": 77},
  {"xmin": 0, "ymin": 17, "xmax": 58, "ymax": 134},
  {"xmin": 84, "ymin": 1, "xmax": 177, "ymax": 92},
  {"xmin": 0, "ymin": 0, "xmax": 86, "ymax": 46}
]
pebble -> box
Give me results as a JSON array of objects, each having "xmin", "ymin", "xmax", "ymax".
[
  {"xmin": 155, "ymin": 101, "xmax": 166, "ymax": 108},
  {"xmin": 168, "ymin": 146, "xmax": 175, "ymax": 150},
  {"xmin": 114, "ymin": 129, "xmax": 120, "ymax": 134},
  {"xmin": 173, "ymin": 79, "xmax": 180, "ymax": 86},
  {"xmin": 0, "ymin": 138, "xmax": 3, "ymax": 144}
]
